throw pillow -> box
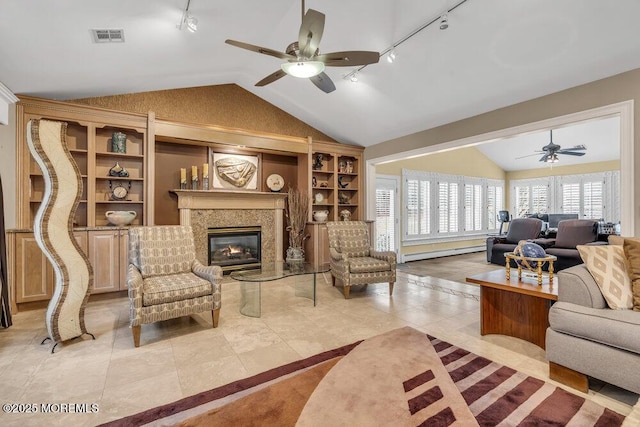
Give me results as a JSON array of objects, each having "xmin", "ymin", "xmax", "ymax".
[
  {"xmin": 608, "ymin": 235, "xmax": 640, "ymax": 246},
  {"xmin": 338, "ymin": 232, "xmax": 369, "ymax": 258},
  {"xmin": 577, "ymin": 245, "xmax": 633, "ymax": 310},
  {"xmin": 623, "ymin": 239, "xmax": 640, "ymax": 311}
]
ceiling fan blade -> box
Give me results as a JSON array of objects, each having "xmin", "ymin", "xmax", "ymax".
[
  {"xmin": 539, "ymin": 154, "xmax": 550, "ymax": 162},
  {"xmin": 560, "ymin": 145, "xmax": 587, "ymax": 151},
  {"xmin": 298, "ymin": 9, "xmax": 325, "ymax": 58},
  {"xmin": 225, "ymin": 39, "xmax": 296, "ymax": 61},
  {"xmin": 557, "ymin": 151, "xmax": 586, "ymax": 156},
  {"xmin": 316, "ymin": 51, "xmax": 380, "ymax": 66},
  {"xmin": 309, "ymin": 72, "xmax": 335, "ymax": 93},
  {"xmin": 515, "ymin": 153, "xmax": 544, "ymax": 160},
  {"xmin": 255, "ymin": 69, "xmax": 287, "ymax": 87}
]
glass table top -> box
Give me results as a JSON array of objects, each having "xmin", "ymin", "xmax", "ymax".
[{"xmin": 229, "ymin": 262, "xmax": 330, "ymax": 282}]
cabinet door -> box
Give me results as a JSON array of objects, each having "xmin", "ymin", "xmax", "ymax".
[
  {"xmin": 14, "ymin": 233, "xmax": 53, "ymax": 303},
  {"xmin": 119, "ymin": 230, "xmax": 129, "ymax": 291},
  {"xmin": 88, "ymin": 230, "xmax": 121, "ymax": 293},
  {"xmin": 304, "ymin": 223, "xmax": 330, "ymax": 269}
]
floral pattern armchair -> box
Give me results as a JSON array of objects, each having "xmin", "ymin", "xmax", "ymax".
[
  {"xmin": 127, "ymin": 226, "xmax": 222, "ymax": 347},
  {"xmin": 326, "ymin": 221, "xmax": 396, "ymax": 299}
]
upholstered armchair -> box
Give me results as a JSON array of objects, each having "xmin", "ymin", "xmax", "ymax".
[
  {"xmin": 127, "ymin": 226, "xmax": 223, "ymax": 347},
  {"xmin": 326, "ymin": 221, "xmax": 396, "ymax": 299}
]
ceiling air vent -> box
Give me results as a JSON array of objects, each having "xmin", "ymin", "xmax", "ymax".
[{"xmin": 91, "ymin": 29, "xmax": 125, "ymax": 43}]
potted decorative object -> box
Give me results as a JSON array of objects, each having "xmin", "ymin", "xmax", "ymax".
[{"xmin": 285, "ymin": 187, "xmax": 310, "ymax": 265}]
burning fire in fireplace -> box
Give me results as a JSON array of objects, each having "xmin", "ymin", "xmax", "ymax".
[{"xmin": 208, "ymin": 226, "xmax": 261, "ymax": 272}]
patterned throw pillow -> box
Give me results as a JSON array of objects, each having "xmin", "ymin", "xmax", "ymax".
[
  {"xmin": 623, "ymin": 239, "xmax": 640, "ymax": 311},
  {"xmin": 577, "ymin": 245, "xmax": 633, "ymax": 310},
  {"xmin": 338, "ymin": 232, "xmax": 369, "ymax": 258}
]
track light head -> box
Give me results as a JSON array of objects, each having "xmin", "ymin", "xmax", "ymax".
[
  {"xmin": 439, "ymin": 13, "xmax": 449, "ymax": 30},
  {"xmin": 386, "ymin": 49, "xmax": 397, "ymax": 63},
  {"xmin": 349, "ymin": 72, "xmax": 359, "ymax": 82},
  {"xmin": 186, "ymin": 15, "xmax": 198, "ymax": 32}
]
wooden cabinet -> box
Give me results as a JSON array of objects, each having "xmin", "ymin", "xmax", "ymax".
[
  {"xmin": 16, "ymin": 96, "xmax": 148, "ymax": 229},
  {"xmin": 12, "ymin": 231, "xmax": 88, "ymax": 303},
  {"xmin": 87, "ymin": 229, "xmax": 129, "ymax": 293},
  {"xmin": 305, "ymin": 222, "xmax": 330, "ymax": 269}
]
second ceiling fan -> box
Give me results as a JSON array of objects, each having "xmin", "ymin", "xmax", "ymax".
[
  {"xmin": 225, "ymin": 0, "xmax": 379, "ymax": 93},
  {"xmin": 518, "ymin": 130, "xmax": 587, "ymax": 163}
]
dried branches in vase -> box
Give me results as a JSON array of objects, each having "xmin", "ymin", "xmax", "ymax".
[{"xmin": 285, "ymin": 187, "xmax": 310, "ymax": 263}]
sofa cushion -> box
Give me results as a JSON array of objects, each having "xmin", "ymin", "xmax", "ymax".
[
  {"xmin": 623, "ymin": 239, "xmax": 640, "ymax": 311},
  {"xmin": 577, "ymin": 245, "xmax": 633, "ymax": 310},
  {"xmin": 504, "ymin": 218, "xmax": 542, "ymax": 244},
  {"xmin": 554, "ymin": 219, "xmax": 597, "ymax": 248},
  {"xmin": 338, "ymin": 232, "xmax": 369, "ymax": 258},
  {"xmin": 349, "ymin": 256, "xmax": 391, "ymax": 273},
  {"xmin": 142, "ymin": 272, "xmax": 212, "ymax": 306},
  {"xmin": 549, "ymin": 301, "xmax": 640, "ymax": 354}
]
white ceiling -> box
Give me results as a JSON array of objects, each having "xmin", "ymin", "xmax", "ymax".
[
  {"xmin": 2, "ymin": 1, "xmax": 640, "ymax": 147},
  {"xmin": 475, "ymin": 116, "xmax": 621, "ymax": 171}
]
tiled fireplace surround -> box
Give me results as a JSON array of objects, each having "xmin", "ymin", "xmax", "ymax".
[{"xmin": 172, "ymin": 190, "xmax": 287, "ymax": 265}]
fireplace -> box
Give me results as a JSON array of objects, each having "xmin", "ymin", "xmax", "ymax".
[{"xmin": 208, "ymin": 226, "xmax": 261, "ymax": 273}]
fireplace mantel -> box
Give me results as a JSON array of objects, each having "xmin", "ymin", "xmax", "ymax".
[
  {"xmin": 172, "ymin": 190, "xmax": 286, "ymax": 211},
  {"xmin": 171, "ymin": 190, "xmax": 287, "ymax": 263}
]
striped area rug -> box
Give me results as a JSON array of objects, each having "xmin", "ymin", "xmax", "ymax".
[
  {"xmin": 102, "ymin": 327, "xmax": 625, "ymax": 426},
  {"xmin": 427, "ymin": 335, "xmax": 624, "ymax": 426}
]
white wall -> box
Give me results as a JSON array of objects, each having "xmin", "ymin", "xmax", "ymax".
[{"xmin": 0, "ymin": 103, "xmax": 17, "ymax": 229}]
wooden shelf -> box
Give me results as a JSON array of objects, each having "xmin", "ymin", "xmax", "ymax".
[
  {"xmin": 96, "ymin": 200, "xmax": 144, "ymax": 204},
  {"xmin": 96, "ymin": 151, "xmax": 144, "ymax": 159},
  {"xmin": 96, "ymin": 176, "xmax": 145, "ymax": 181}
]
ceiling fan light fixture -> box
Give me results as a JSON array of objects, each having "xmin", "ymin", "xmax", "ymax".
[
  {"xmin": 349, "ymin": 72, "xmax": 359, "ymax": 82},
  {"xmin": 281, "ymin": 61, "xmax": 325, "ymax": 78},
  {"xmin": 545, "ymin": 153, "xmax": 559, "ymax": 163}
]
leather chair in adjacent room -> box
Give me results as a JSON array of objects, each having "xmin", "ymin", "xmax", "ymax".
[
  {"xmin": 534, "ymin": 219, "xmax": 601, "ymax": 271},
  {"xmin": 489, "ymin": 217, "xmax": 543, "ymax": 266}
]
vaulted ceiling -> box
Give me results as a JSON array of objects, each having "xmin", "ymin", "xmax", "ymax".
[{"xmin": 2, "ymin": 1, "xmax": 640, "ymax": 148}]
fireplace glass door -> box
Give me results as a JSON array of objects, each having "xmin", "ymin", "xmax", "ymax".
[{"xmin": 208, "ymin": 226, "xmax": 261, "ymax": 272}]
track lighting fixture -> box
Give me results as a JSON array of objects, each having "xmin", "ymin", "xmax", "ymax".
[
  {"xmin": 439, "ymin": 14, "xmax": 449, "ymax": 30},
  {"xmin": 342, "ymin": 0, "xmax": 469, "ymax": 83},
  {"xmin": 349, "ymin": 72, "xmax": 359, "ymax": 82},
  {"xmin": 386, "ymin": 49, "xmax": 397, "ymax": 63},
  {"xmin": 178, "ymin": 0, "xmax": 198, "ymax": 32}
]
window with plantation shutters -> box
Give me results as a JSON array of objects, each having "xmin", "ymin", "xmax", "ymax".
[
  {"xmin": 404, "ymin": 177, "xmax": 430, "ymax": 237},
  {"xmin": 375, "ymin": 185, "xmax": 395, "ymax": 251},
  {"xmin": 438, "ymin": 181, "xmax": 458, "ymax": 233},
  {"xmin": 486, "ymin": 183, "xmax": 504, "ymax": 232},
  {"xmin": 561, "ymin": 182, "xmax": 580, "ymax": 214},
  {"xmin": 402, "ymin": 169, "xmax": 504, "ymax": 243},
  {"xmin": 464, "ymin": 183, "xmax": 482, "ymax": 232},
  {"xmin": 510, "ymin": 171, "xmax": 619, "ymax": 223}
]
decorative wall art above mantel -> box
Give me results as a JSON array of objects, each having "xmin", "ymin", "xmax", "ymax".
[{"xmin": 211, "ymin": 150, "xmax": 260, "ymax": 191}]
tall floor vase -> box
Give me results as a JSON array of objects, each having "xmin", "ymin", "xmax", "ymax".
[{"xmin": 26, "ymin": 119, "xmax": 93, "ymax": 350}]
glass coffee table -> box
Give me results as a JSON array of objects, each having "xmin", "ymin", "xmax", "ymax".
[{"xmin": 230, "ymin": 262, "xmax": 330, "ymax": 317}]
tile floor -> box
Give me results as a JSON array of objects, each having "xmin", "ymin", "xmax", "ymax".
[{"xmin": 0, "ymin": 269, "xmax": 639, "ymax": 426}]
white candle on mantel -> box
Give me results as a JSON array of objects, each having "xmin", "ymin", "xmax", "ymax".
[
  {"xmin": 192, "ymin": 165, "xmax": 198, "ymax": 180},
  {"xmin": 180, "ymin": 168, "xmax": 186, "ymax": 183},
  {"xmin": 203, "ymin": 163, "xmax": 209, "ymax": 178}
]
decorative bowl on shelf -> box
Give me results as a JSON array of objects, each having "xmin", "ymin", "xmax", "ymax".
[
  {"xmin": 313, "ymin": 210, "xmax": 328, "ymax": 222},
  {"xmin": 105, "ymin": 210, "xmax": 137, "ymax": 227}
]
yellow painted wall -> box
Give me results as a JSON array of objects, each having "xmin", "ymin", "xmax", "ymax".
[
  {"xmin": 376, "ymin": 146, "xmax": 505, "ymax": 179},
  {"xmin": 376, "ymin": 146, "xmax": 506, "ymax": 256}
]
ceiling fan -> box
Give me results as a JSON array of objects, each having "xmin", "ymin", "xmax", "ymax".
[
  {"xmin": 517, "ymin": 130, "xmax": 587, "ymax": 163},
  {"xmin": 225, "ymin": 0, "xmax": 380, "ymax": 93}
]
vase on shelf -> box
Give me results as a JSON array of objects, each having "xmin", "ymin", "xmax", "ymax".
[{"xmin": 111, "ymin": 131, "xmax": 126, "ymax": 153}]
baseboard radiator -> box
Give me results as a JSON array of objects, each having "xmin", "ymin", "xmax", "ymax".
[{"xmin": 401, "ymin": 245, "xmax": 485, "ymax": 263}]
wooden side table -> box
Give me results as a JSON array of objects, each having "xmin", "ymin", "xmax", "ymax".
[{"xmin": 504, "ymin": 253, "xmax": 557, "ymax": 286}]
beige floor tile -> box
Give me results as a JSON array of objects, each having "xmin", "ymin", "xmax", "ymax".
[{"xmin": 2, "ymin": 251, "xmax": 637, "ymax": 424}]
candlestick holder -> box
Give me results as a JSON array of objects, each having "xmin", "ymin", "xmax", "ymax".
[
  {"xmin": 180, "ymin": 180, "xmax": 187, "ymax": 190},
  {"xmin": 191, "ymin": 177, "xmax": 198, "ymax": 190},
  {"xmin": 203, "ymin": 176, "xmax": 209, "ymax": 190}
]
